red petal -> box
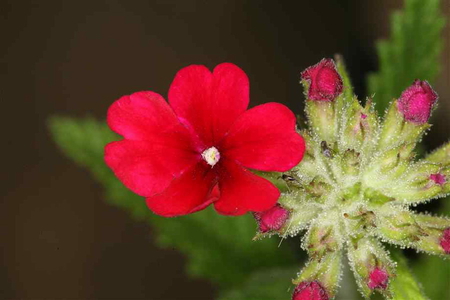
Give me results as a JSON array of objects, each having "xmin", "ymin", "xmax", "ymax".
[
  {"xmin": 146, "ymin": 163, "xmax": 217, "ymax": 217},
  {"xmin": 168, "ymin": 63, "xmax": 249, "ymax": 145},
  {"xmin": 107, "ymin": 91, "xmax": 203, "ymax": 149},
  {"xmin": 220, "ymin": 103, "xmax": 305, "ymax": 172},
  {"xmin": 214, "ymin": 160, "xmax": 280, "ymax": 216},
  {"xmin": 105, "ymin": 140, "xmax": 198, "ymax": 197}
]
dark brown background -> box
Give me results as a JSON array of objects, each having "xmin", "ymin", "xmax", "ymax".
[{"xmin": 1, "ymin": 1, "xmax": 449, "ymax": 299}]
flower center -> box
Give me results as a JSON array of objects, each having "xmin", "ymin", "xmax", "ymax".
[{"xmin": 201, "ymin": 146, "xmax": 220, "ymax": 167}]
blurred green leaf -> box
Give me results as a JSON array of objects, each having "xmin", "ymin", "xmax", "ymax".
[
  {"xmin": 48, "ymin": 116, "xmax": 297, "ymax": 288},
  {"xmin": 390, "ymin": 250, "xmax": 427, "ymax": 300},
  {"xmin": 367, "ymin": 0, "xmax": 445, "ymax": 114},
  {"xmin": 218, "ymin": 267, "xmax": 298, "ymax": 300}
]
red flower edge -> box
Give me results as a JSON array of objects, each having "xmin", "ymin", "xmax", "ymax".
[{"xmin": 105, "ymin": 63, "xmax": 305, "ymax": 217}]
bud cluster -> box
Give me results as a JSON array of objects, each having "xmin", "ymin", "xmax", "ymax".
[{"xmin": 254, "ymin": 58, "xmax": 450, "ymax": 299}]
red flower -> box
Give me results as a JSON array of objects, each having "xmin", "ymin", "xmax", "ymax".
[
  {"xmin": 301, "ymin": 59, "xmax": 343, "ymax": 101},
  {"xmin": 105, "ymin": 63, "xmax": 305, "ymax": 217},
  {"xmin": 397, "ymin": 80, "xmax": 438, "ymax": 124}
]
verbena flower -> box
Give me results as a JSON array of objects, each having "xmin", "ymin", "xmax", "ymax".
[{"xmin": 105, "ymin": 63, "xmax": 305, "ymax": 217}]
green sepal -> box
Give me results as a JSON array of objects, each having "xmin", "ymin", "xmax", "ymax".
[
  {"xmin": 305, "ymin": 98, "xmax": 337, "ymax": 143},
  {"xmin": 338, "ymin": 96, "xmax": 365, "ymax": 151},
  {"xmin": 424, "ymin": 141, "xmax": 450, "ymax": 166},
  {"xmin": 278, "ymin": 192, "xmax": 322, "ymax": 237},
  {"xmin": 377, "ymin": 100, "xmax": 430, "ymax": 153},
  {"xmin": 302, "ymin": 210, "xmax": 343, "ymax": 259},
  {"xmin": 382, "ymin": 162, "xmax": 449, "ymax": 205},
  {"xmin": 363, "ymin": 143, "xmax": 414, "ymax": 189},
  {"xmin": 376, "ymin": 206, "xmax": 450, "ymax": 256}
]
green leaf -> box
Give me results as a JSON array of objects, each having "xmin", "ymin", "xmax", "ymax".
[
  {"xmin": 218, "ymin": 267, "xmax": 298, "ymax": 300},
  {"xmin": 367, "ymin": 0, "xmax": 445, "ymax": 114},
  {"xmin": 389, "ymin": 250, "xmax": 427, "ymax": 300},
  {"xmin": 414, "ymin": 254, "xmax": 450, "ymax": 300},
  {"xmin": 48, "ymin": 116, "xmax": 297, "ymax": 288}
]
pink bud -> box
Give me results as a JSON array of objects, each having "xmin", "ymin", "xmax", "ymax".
[
  {"xmin": 397, "ymin": 80, "xmax": 438, "ymax": 124},
  {"xmin": 253, "ymin": 204, "xmax": 289, "ymax": 233},
  {"xmin": 430, "ymin": 173, "xmax": 446, "ymax": 185},
  {"xmin": 440, "ymin": 228, "xmax": 450, "ymax": 254},
  {"xmin": 301, "ymin": 59, "xmax": 343, "ymax": 101},
  {"xmin": 368, "ymin": 267, "xmax": 389, "ymax": 290},
  {"xmin": 292, "ymin": 281, "xmax": 329, "ymax": 300}
]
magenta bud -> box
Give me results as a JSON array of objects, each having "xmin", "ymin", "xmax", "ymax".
[
  {"xmin": 254, "ymin": 204, "xmax": 289, "ymax": 233},
  {"xmin": 301, "ymin": 58, "xmax": 343, "ymax": 101},
  {"xmin": 440, "ymin": 228, "xmax": 450, "ymax": 254},
  {"xmin": 430, "ymin": 173, "xmax": 446, "ymax": 186},
  {"xmin": 292, "ymin": 281, "xmax": 329, "ymax": 300},
  {"xmin": 397, "ymin": 80, "xmax": 438, "ymax": 124},
  {"xmin": 368, "ymin": 267, "xmax": 389, "ymax": 290}
]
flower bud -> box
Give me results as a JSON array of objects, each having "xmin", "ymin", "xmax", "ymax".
[
  {"xmin": 397, "ymin": 80, "xmax": 438, "ymax": 124},
  {"xmin": 292, "ymin": 281, "xmax": 329, "ymax": 300},
  {"xmin": 293, "ymin": 252, "xmax": 341, "ymax": 299},
  {"xmin": 377, "ymin": 163, "xmax": 448, "ymax": 205},
  {"xmin": 253, "ymin": 204, "xmax": 289, "ymax": 233},
  {"xmin": 430, "ymin": 173, "xmax": 446, "ymax": 185},
  {"xmin": 440, "ymin": 228, "xmax": 450, "ymax": 254},
  {"xmin": 368, "ymin": 267, "xmax": 389, "ymax": 290},
  {"xmin": 301, "ymin": 59, "xmax": 343, "ymax": 101},
  {"xmin": 346, "ymin": 237, "xmax": 394, "ymax": 297}
]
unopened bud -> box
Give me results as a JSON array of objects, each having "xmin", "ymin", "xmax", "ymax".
[
  {"xmin": 253, "ymin": 204, "xmax": 289, "ymax": 233},
  {"xmin": 292, "ymin": 281, "xmax": 329, "ymax": 300},
  {"xmin": 301, "ymin": 59, "xmax": 343, "ymax": 101},
  {"xmin": 430, "ymin": 173, "xmax": 446, "ymax": 185},
  {"xmin": 397, "ymin": 80, "xmax": 438, "ymax": 124},
  {"xmin": 293, "ymin": 252, "xmax": 341, "ymax": 298},
  {"xmin": 346, "ymin": 237, "xmax": 394, "ymax": 297},
  {"xmin": 368, "ymin": 267, "xmax": 389, "ymax": 290}
]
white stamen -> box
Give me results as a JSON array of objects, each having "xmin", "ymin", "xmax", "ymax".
[{"xmin": 201, "ymin": 147, "xmax": 220, "ymax": 167}]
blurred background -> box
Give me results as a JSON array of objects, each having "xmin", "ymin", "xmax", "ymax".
[{"xmin": 1, "ymin": 0, "xmax": 449, "ymax": 299}]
